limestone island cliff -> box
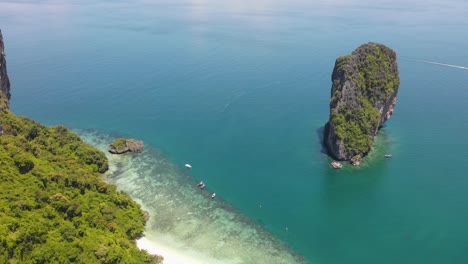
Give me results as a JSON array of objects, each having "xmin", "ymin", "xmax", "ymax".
[
  {"xmin": 324, "ymin": 42, "xmax": 400, "ymax": 164},
  {"xmin": 0, "ymin": 30, "xmax": 162, "ymax": 263},
  {"xmin": 0, "ymin": 30, "xmax": 11, "ymax": 112}
]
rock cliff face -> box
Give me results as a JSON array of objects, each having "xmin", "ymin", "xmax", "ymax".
[
  {"xmin": 324, "ymin": 43, "xmax": 400, "ymax": 162},
  {"xmin": 0, "ymin": 30, "xmax": 11, "ymax": 111}
]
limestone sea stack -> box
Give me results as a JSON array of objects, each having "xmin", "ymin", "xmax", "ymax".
[
  {"xmin": 108, "ymin": 138, "xmax": 144, "ymax": 154},
  {"xmin": 0, "ymin": 30, "xmax": 11, "ymax": 112},
  {"xmin": 324, "ymin": 43, "xmax": 400, "ymax": 163}
]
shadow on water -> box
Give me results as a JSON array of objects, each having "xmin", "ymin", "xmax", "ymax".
[
  {"xmin": 319, "ymin": 158, "xmax": 388, "ymax": 218},
  {"xmin": 319, "ymin": 128, "xmax": 393, "ymax": 207},
  {"xmin": 316, "ymin": 125, "xmax": 329, "ymax": 156}
]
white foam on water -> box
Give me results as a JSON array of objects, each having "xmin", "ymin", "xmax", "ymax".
[
  {"xmin": 78, "ymin": 130, "xmax": 306, "ymax": 264},
  {"xmin": 414, "ymin": 59, "xmax": 468, "ymax": 70}
]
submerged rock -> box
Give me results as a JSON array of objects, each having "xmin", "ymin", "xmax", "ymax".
[
  {"xmin": 143, "ymin": 210, "xmax": 150, "ymax": 222},
  {"xmin": 324, "ymin": 43, "xmax": 400, "ymax": 163},
  {"xmin": 108, "ymin": 138, "xmax": 144, "ymax": 154}
]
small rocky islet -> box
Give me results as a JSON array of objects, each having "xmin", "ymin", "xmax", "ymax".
[
  {"xmin": 108, "ymin": 138, "xmax": 144, "ymax": 154},
  {"xmin": 324, "ymin": 42, "xmax": 400, "ymax": 166}
]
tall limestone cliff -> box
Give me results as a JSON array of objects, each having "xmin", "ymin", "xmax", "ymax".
[
  {"xmin": 324, "ymin": 42, "xmax": 400, "ymax": 163},
  {"xmin": 0, "ymin": 29, "xmax": 10, "ymax": 134},
  {"xmin": 0, "ymin": 30, "xmax": 11, "ymax": 112}
]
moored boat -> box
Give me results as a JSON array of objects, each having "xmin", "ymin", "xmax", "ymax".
[
  {"xmin": 331, "ymin": 161, "xmax": 343, "ymax": 169},
  {"xmin": 185, "ymin": 163, "xmax": 192, "ymax": 169},
  {"xmin": 196, "ymin": 181, "xmax": 206, "ymax": 189}
]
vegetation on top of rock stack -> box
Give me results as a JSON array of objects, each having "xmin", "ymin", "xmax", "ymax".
[
  {"xmin": 109, "ymin": 138, "xmax": 127, "ymax": 150},
  {"xmin": 325, "ymin": 42, "xmax": 400, "ymax": 162},
  {"xmin": 0, "ymin": 111, "xmax": 163, "ymax": 264}
]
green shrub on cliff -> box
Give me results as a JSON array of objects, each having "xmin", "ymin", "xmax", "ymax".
[
  {"xmin": 0, "ymin": 111, "xmax": 162, "ymax": 264},
  {"xmin": 13, "ymin": 153, "xmax": 35, "ymax": 174}
]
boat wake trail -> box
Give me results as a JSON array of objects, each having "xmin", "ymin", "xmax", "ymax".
[
  {"xmin": 221, "ymin": 91, "xmax": 246, "ymax": 112},
  {"xmin": 414, "ymin": 59, "xmax": 468, "ymax": 70}
]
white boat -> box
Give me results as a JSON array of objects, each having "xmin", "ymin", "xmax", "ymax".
[
  {"xmin": 384, "ymin": 154, "xmax": 392, "ymax": 158},
  {"xmin": 331, "ymin": 161, "xmax": 343, "ymax": 169},
  {"xmin": 196, "ymin": 181, "xmax": 205, "ymax": 189},
  {"xmin": 211, "ymin": 193, "xmax": 216, "ymax": 199},
  {"xmin": 185, "ymin": 164, "xmax": 192, "ymax": 169}
]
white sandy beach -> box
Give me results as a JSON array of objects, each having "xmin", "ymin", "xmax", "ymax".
[
  {"xmin": 137, "ymin": 237, "xmax": 195, "ymax": 264},
  {"xmin": 137, "ymin": 236, "xmax": 231, "ymax": 264}
]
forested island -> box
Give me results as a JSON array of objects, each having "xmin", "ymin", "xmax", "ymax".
[
  {"xmin": 0, "ymin": 30, "xmax": 162, "ymax": 263},
  {"xmin": 324, "ymin": 42, "xmax": 400, "ymax": 164}
]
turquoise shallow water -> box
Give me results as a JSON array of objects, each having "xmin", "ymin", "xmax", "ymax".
[
  {"xmin": 2, "ymin": 0, "xmax": 468, "ymax": 263},
  {"xmin": 78, "ymin": 129, "xmax": 305, "ymax": 264}
]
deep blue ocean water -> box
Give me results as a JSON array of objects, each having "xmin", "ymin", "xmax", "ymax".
[{"xmin": 1, "ymin": 0, "xmax": 468, "ymax": 263}]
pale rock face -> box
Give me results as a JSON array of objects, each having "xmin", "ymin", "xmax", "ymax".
[
  {"xmin": 0, "ymin": 30, "xmax": 11, "ymax": 111},
  {"xmin": 324, "ymin": 43, "xmax": 400, "ymax": 162}
]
